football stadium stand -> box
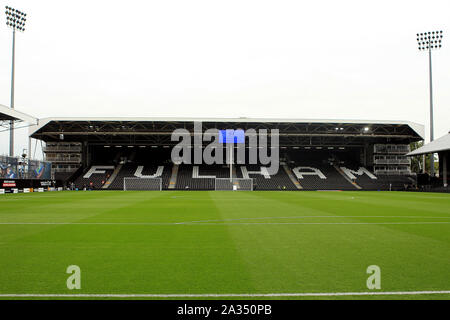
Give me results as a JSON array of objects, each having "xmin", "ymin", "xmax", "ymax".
[
  {"xmin": 21, "ymin": 117, "xmax": 428, "ymax": 191},
  {"xmin": 73, "ymin": 165, "xmax": 115, "ymax": 190},
  {"xmin": 237, "ymin": 165, "xmax": 297, "ymax": 190},
  {"xmin": 108, "ymin": 163, "xmax": 171, "ymax": 190},
  {"xmin": 67, "ymin": 150, "xmax": 418, "ymax": 191}
]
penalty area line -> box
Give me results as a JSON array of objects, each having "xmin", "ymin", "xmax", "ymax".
[{"xmin": 1, "ymin": 290, "xmax": 450, "ymax": 298}]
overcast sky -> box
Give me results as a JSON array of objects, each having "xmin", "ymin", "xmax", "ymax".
[{"xmin": 1, "ymin": 0, "xmax": 449, "ymax": 157}]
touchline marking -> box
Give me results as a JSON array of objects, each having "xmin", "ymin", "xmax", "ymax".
[
  {"xmin": 177, "ymin": 215, "xmax": 450, "ymax": 224},
  {"xmin": 0, "ymin": 290, "xmax": 450, "ymax": 298},
  {"xmin": 0, "ymin": 222, "xmax": 173, "ymax": 225},
  {"xmin": 178, "ymin": 222, "xmax": 450, "ymax": 225},
  {"xmin": 1, "ymin": 222, "xmax": 450, "ymax": 226}
]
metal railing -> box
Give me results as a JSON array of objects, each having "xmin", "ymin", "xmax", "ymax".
[
  {"xmin": 374, "ymin": 144, "xmax": 410, "ymax": 154},
  {"xmin": 45, "ymin": 155, "xmax": 81, "ymax": 163},
  {"xmin": 374, "ymin": 158, "xmax": 411, "ymax": 165},
  {"xmin": 374, "ymin": 169, "xmax": 412, "ymax": 175},
  {"xmin": 44, "ymin": 146, "xmax": 82, "ymax": 152},
  {"xmin": 52, "ymin": 167, "xmax": 80, "ymax": 173}
]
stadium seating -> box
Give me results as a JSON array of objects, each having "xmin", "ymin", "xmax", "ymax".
[
  {"xmin": 175, "ymin": 165, "xmax": 228, "ymax": 190},
  {"xmin": 287, "ymin": 151, "xmax": 356, "ymax": 190},
  {"xmin": 291, "ymin": 164, "xmax": 356, "ymax": 190},
  {"xmin": 369, "ymin": 175, "xmax": 415, "ymax": 191},
  {"xmin": 108, "ymin": 163, "xmax": 171, "ymax": 190},
  {"xmin": 73, "ymin": 165, "xmax": 115, "ymax": 190},
  {"xmin": 338, "ymin": 162, "xmax": 415, "ymax": 190},
  {"xmin": 69, "ymin": 149, "xmax": 415, "ymax": 191},
  {"xmin": 236, "ymin": 165, "xmax": 297, "ymax": 190}
]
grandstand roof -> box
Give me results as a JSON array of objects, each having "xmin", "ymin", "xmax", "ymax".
[
  {"xmin": 0, "ymin": 104, "xmax": 37, "ymax": 124},
  {"xmin": 407, "ymin": 132, "xmax": 450, "ymax": 156},
  {"xmin": 28, "ymin": 116, "xmax": 424, "ymax": 147}
]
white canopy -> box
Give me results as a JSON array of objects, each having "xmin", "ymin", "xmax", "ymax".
[
  {"xmin": 0, "ymin": 104, "xmax": 37, "ymax": 124},
  {"xmin": 407, "ymin": 133, "xmax": 450, "ymax": 156}
]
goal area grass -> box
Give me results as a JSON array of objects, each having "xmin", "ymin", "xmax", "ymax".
[{"xmin": 0, "ymin": 190, "xmax": 449, "ymax": 300}]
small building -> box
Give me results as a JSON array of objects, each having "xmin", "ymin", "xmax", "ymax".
[{"xmin": 407, "ymin": 132, "xmax": 450, "ymax": 188}]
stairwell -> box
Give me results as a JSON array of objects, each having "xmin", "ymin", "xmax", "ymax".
[
  {"xmin": 334, "ymin": 165, "xmax": 361, "ymax": 190},
  {"xmin": 232, "ymin": 166, "xmax": 238, "ymax": 179},
  {"xmin": 231, "ymin": 166, "xmax": 240, "ymax": 188},
  {"xmin": 168, "ymin": 164, "xmax": 179, "ymax": 189},
  {"xmin": 283, "ymin": 165, "xmax": 303, "ymax": 189},
  {"xmin": 102, "ymin": 164, "xmax": 123, "ymax": 189},
  {"xmin": 128, "ymin": 150, "xmax": 136, "ymax": 162}
]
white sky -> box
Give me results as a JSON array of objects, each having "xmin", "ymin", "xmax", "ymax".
[{"xmin": 1, "ymin": 0, "xmax": 449, "ymax": 157}]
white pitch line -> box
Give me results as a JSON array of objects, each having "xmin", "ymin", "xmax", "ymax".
[
  {"xmin": 0, "ymin": 290, "xmax": 450, "ymax": 298},
  {"xmin": 177, "ymin": 215, "xmax": 450, "ymax": 224},
  {"xmin": 0, "ymin": 222, "xmax": 173, "ymax": 225},
  {"xmin": 0, "ymin": 222, "xmax": 450, "ymax": 226},
  {"xmin": 178, "ymin": 222, "xmax": 450, "ymax": 225}
]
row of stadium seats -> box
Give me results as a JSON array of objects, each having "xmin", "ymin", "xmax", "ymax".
[
  {"xmin": 236, "ymin": 165, "xmax": 297, "ymax": 190},
  {"xmin": 73, "ymin": 165, "xmax": 115, "ymax": 190},
  {"xmin": 173, "ymin": 165, "xmax": 298, "ymax": 190},
  {"xmin": 71, "ymin": 158, "xmax": 415, "ymax": 191},
  {"xmin": 108, "ymin": 163, "xmax": 171, "ymax": 190},
  {"xmin": 292, "ymin": 164, "xmax": 356, "ymax": 190},
  {"xmin": 175, "ymin": 165, "xmax": 227, "ymax": 190},
  {"xmin": 334, "ymin": 162, "xmax": 415, "ymax": 190}
]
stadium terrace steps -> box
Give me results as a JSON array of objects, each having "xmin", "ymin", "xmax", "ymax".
[
  {"xmin": 334, "ymin": 165, "xmax": 362, "ymax": 190},
  {"xmin": 232, "ymin": 165, "xmax": 237, "ymax": 180},
  {"xmin": 339, "ymin": 163, "xmax": 416, "ymax": 191},
  {"xmin": 168, "ymin": 164, "xmax": 179, "ymax": 189},
  {"xmin": 102, "ymin": 164, "xmax": 123, "ymax": 189},
  {"xmin": 74, "ymin": 165, "xmax": 115, "ymax": 190},
  {"xmin": 290, "ymin": 162, "xmax": 357, "ymax": 191},
  {"xmin": 283, "ymin": 165, "xmax": 302, "ymax": 189}
]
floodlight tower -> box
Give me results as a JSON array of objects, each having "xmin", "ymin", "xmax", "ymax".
[
  {"xmin": 416, "ymin": 30, "xmax": 443, "ymax": 177},
  {"xmin": 5, "ymin": 6, "xmax": 27, "ymax": 157}
]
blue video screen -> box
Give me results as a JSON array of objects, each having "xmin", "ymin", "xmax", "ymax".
[{"xmin": 219, "ymin": 129, "xmax": 245, "ymax": 144}]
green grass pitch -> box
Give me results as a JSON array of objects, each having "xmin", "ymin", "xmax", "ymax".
[{"xmin": 0, "ymin": 191, "xmax": 449, "ymax": 300}]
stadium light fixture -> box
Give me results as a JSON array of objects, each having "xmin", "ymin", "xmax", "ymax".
[
  {"xmin": 5, "ymin": 6, "xmax": 27, "ymax": 157},
  {"xmin": 417, "ymin": 30, "xmax": 443, "ymax": 176}
]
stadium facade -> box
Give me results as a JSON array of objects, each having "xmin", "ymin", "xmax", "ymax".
[
  {"xmin": 1, "ymin": 104, "xmax": 430, "ymax": 191},
  {"xmin": 23, "ymin": 115, "xmax": 424, "ymax": 191}
]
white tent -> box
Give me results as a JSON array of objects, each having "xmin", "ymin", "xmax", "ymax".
[{"xmin": 407, "ymin": 132, "xmax": 450, "ymax": 187}]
